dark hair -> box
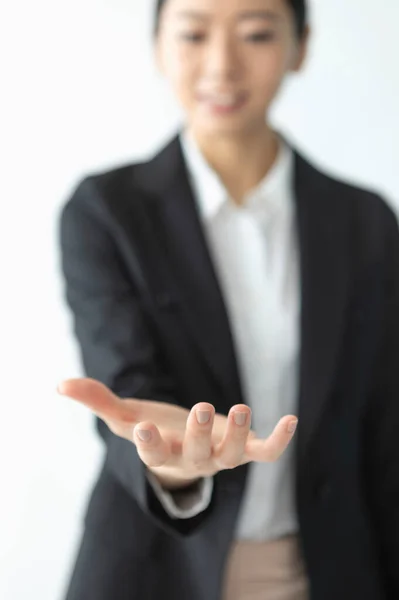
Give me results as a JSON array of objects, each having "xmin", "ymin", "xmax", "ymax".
[{"xmin": 154, "ymin": 0, "xmax": 307, "ymax": 38}]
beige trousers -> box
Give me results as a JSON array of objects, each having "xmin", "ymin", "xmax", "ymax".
[{"xmin": 222, "ymin": 535, "xmax": 310, "ymax": 600}]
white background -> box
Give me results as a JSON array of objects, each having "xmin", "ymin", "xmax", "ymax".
[{"xmin": 1, "ymin": 0, "xmax": 398, "ymax": 598}]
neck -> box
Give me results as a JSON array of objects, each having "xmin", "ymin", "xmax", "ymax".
[{"xmin": 188, "ymin": 123, "xmax": 279, "ymax": 205}]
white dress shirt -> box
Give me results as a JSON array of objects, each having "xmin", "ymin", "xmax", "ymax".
[{"xmin": 147, "ymin": 130, "xmax": 301, "ymax": 541}]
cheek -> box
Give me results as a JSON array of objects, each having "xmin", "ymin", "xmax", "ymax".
[
  {"xmin": 164, "ymin": 53, "xmax": 199, "ymax": 102},
  {"xmin": 249, "ymin": 50, "xmax": 292, "ymax": 98}
]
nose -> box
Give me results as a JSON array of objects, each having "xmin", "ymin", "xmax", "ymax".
[{"xmin": 203, "ymin": 33, "xmax": 240, "ymax": 82}]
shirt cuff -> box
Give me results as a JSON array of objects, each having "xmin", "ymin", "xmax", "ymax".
[{"xmin": 146, "ymin": 470, "xmax": 214, "ymax": 520}]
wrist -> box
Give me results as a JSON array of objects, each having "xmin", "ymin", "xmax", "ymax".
[{"xmin": 148, "ymin": 468, "xmax": 200, "ymax": 491}]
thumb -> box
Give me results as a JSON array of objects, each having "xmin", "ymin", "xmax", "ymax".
[
  {"xmin": 245, "ymin": 415, "xmax": 298, "ymax": 463},
  {"xmin": 57, "ymin": 377, "xmax": 137, "ymax": 423}
]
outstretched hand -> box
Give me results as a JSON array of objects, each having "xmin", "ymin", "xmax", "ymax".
[{"xmin": 57, "ymin": 378, "xmax": 298, "ymax": 489}]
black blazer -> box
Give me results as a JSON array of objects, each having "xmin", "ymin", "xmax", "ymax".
[{"xmin": 59, "ymin": 135, "xmax": 399, "ymax": 600}]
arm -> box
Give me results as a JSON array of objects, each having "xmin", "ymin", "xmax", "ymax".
[
  {"xmin": 363, "ymin": 204, "xmax": 399, "ymax": 597},
  {"xmin": 59, "ymin": 176, "xmax": 213, "ymax": 535}
]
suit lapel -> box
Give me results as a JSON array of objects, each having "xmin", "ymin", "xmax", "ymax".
[
  {"xmin": 134, "ymin": 137, "xmax": 245, "ymax": 413},
  {"xmin": 134, "ymin": 137, "xmax": 352, "ymax": 461},
  {"xmin": 294, "ymin": 153, "xmax": 352, "ymax": 466}
]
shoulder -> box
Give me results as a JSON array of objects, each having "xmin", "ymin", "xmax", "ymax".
[
  {"xmin": 59, "ymin": 159, "xmax": 161, "ymax": 246},
  {"xmin": 295, "ymin": 147, "xmax": 397, "ymax": 228},
  {"xmin": 60, "ymin": 161, "xmax": 143, "ymax": 221},
  {"xmin": 60, "ymin": 135, "xmax": 181, "ymax": 227}
]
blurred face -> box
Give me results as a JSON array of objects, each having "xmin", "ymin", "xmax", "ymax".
[{"xmin": 156, "ymin": 0, "xmax": 308, "ymax": 138}]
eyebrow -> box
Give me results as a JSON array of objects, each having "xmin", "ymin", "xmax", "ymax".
[
  {"xmin": 175, "ymin": 9, "xmax": 282, "ymax": 23},
  {"xmin": 237, "ymin": 10, "xmax": 283, "ymax": 22},
  {"xmin": 175, "ymin": 10, "xmax": 208, "ymax": 21}
]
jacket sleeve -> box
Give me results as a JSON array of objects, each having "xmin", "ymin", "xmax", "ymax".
[
  {"xmin": 147, "ymin": 471, "xmax": 214, "ymax": 519},
  {"xmin": 363, "ymin": 202, "xmax": 399, "ymax": 597},
  {"xmin": 58, "ymin": 175, "xmax": 214, "ymax": 536}
]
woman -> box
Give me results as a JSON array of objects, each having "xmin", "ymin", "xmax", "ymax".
[{"xmin": 58, "ymin": 0, "xmax": 399, "ymax": 599}]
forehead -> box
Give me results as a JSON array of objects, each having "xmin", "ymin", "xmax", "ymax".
[{"xmin": 163, "ymin": 0, "xmax": 290, "ymax": 20}]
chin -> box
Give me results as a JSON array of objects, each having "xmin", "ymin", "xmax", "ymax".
[{"xmin": 194, "ymin": 117, "xmax": 262, "ymax": 139}]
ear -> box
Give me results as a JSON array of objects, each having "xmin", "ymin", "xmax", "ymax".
[{"xmin": 291, "ymin": 25, "xmax": 310, "ymax": 73}]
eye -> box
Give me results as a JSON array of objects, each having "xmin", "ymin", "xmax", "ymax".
[
  {"xmin": 244, "ymin": 31, "xmax": 276, "ymax": 43},
  {"xmin": 179, "ymin": 31, "xmax": 206, "ymax": 43}
]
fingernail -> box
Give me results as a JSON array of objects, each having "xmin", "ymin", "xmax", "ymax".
[
  {"xmin": 234, "ymin": 412, "xmax": 247, "ymax": 426},
  {"xmin": 287, "ymin": 420, "xmax": 298, "ymax": 434},
  {"xmin": 137, "ymin": 429, "xmax": 152, "ymax": 442},
  {"xmin": 196, "ymin": 410, "xmax": 211, "ymax": 424}
]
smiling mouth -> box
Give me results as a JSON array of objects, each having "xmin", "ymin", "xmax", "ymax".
[{"xmin": 197, "ymin": 91, "xmax": 249, "ymax": 113}]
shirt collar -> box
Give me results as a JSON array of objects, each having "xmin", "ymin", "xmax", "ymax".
[{"xmin": 180, "ymin": 129, "xmax": 294, "ymax": 222}]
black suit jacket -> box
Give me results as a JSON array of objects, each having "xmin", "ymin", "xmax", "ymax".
[{"xmin": 59, "ymin": 135, "xmax": 399, "ymax": 600}]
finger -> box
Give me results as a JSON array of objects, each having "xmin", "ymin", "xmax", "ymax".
[
  {"xmin": 57, "ymin": 378, "xmax": 139, "ymax": 424},
  {"xmin": 183, "ymin": 403, "xmax": 215, "ymax": 466},
  {"xmin": 245, "ymin": 415, "xmax": 298, "ymax": 463},
  {"xmin": 133, "ymin": 421, "xmax": 170, "ymax": 468},
  {"xmin": 214, "ymin": 405, "xmax": 252, "ymax": 469}
]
